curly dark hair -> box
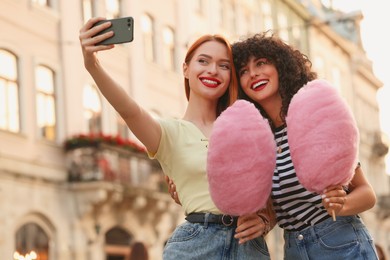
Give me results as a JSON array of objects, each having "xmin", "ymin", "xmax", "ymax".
[{"xmin": 232, "ymin": 32, "xmax": 317, "ymax": 129}]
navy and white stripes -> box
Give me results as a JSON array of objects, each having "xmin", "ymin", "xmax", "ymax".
[{"xmin": 271, "ymin": 125, "xmax": 330, "ymax": 231}]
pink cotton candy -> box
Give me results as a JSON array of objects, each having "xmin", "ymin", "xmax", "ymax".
[
  {"xmin": 207, "ymin": 100, "xmax": 276, "ymax": 216},
  {"xmin": 286, "ymin": 79, "xmax": 359, "ymax": 194}
]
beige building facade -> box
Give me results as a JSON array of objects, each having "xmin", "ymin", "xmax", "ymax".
[{"xmin": 0, "ymin": 0, "xmax": 389, "ymax": 259}]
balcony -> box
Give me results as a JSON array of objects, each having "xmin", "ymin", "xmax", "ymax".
[{"xmin": 64, "ymin": 134, "xmax": 170, "ymax": 218}]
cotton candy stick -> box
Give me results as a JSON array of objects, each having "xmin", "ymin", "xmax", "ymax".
[{"xmin": 286, "ymin": 79, "xmax": 359, "ymax": 221}]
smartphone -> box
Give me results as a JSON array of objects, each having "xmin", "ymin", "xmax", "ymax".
[{"xmin": 92, "ymin": 16, "xmax": 134, "ymax": 45}]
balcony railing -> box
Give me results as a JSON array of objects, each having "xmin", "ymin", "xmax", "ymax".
[
  {"xmin": 64, "ymin": 134, "xmax": 166, "ymax": 192},
  {"xmin": 63, "ymin": 133, "xmax": 178, "ymax": 221}
]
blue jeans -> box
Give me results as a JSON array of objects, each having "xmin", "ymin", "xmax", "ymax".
[
  {"xmin": 283, "ymin": 216, "xmax": 378, "ymax": 260},
  {"xmin": 163, "ymin": 221, "xmax": 270, "ymax": 259}
]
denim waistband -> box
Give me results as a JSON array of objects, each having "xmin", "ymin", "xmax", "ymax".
[{"xmin": 284, "ymin": 215, "xmax": 363, "ymax": 243}]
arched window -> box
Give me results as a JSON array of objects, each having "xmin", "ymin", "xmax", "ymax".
[
  {"xmin": 83, "ymin": 84, "xmax": 102, "ymax": 134},
  {"xmin": 36, "ymin": 65, "xmax": 56, "ymax": 141},
  {"xmin": 105, "ymin": 226, "xmax": 133, "ymax": 260},
  {"xmin": 0, "ymin": 49, "xmax": 19, "ymax": 133},
  {"xmin": 162, "ymin": 26, "xmax": 176, "ymax": 71},
  {"xmin": 141, "ymin": 14, "xmax": 155, "ymax": 62},
  {"xmin": 14, "ymin": 223, "xmax": 49, "ymax": 260}
]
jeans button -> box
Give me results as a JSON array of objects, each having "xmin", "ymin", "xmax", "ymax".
[{"xmin": 298, "ymin": 234, "xmax": 304, "ymax": 240}]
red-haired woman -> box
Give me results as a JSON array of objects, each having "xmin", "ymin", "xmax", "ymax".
[{"xmin": 79, "ymin": 17, "xmax": 272, "ymax": 259}]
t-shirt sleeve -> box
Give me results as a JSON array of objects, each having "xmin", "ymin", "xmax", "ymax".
[{"xmin": 148, "ymin": 118, "xmax": 175, "ymax": 177}]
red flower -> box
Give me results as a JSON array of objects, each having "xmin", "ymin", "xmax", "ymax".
[{"xmin": 64, "ymin": 133, "xmax": 146, "ymax": 153}]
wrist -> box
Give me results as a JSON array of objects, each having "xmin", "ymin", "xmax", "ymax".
[{"xmin": 256, "ymin": 211, "xmax": 271, "ymax": 235}]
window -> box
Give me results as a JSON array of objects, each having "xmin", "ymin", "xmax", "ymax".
[
  {"xmin": 331, "ymin": 67, "xmax": 342, "ymax": 92},
  {"xmin": 82, "ymin": 0, "xmax": 94, "ymax": 23},
  {"xmin": 291, "ymin": 25, "xmax": 302, "ymax": 48},
  {"xmin": 14, "ymin": 223, "xmax": 49, "ymax": 260},
  {"xmin": 141, "ymin": 14, "xmax": 155, "ymax": 62},
  {"xmin": 313, "ymin": 56, "xmax": 326, "ymax": 79},
  {"xmin": 227, "ymin": 2, "xmax": 236, "ymax": 33},
  {"xmin": 83, "ymin": 84, "xmax": 102, "ymax": 134},
  {"xmin": 220, "ymin": 1, "xmax": 236, "ymax": 31},
  {"xmin": 106, "ymin": 0, "xmax": 121, "ymax": 19},
  {"xmin": 262, "ymin": 0, "xmax": 273, "ymax": 31},
  {"xmin": 32, "ymin": 0, "xmax": 50, "ymax": 7},
  {"xmin": 162, "ymin": 26, "xmax": 176, "ymax": 70},
  {"xmin": 0, "ymin": 49, "xmax": 20, "ymax": 133},
  {"xmin": 277, "ymin": 13, "xmax": 289, "ymax": 42},
  {"xmin": 194, "ymin": 0, "xmax": 204, "ymax": 15},
  {"xmin": 105, "ymin": 227, "xmax": 133, "ymax": 259},
  {"xmin": 36, "ymin": 65, "xmax": 56, "ymax": 141}
]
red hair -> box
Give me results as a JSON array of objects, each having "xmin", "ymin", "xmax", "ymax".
[{"xmin": 184, "ymin": 35, "xmax": 238, "ymax": 116}]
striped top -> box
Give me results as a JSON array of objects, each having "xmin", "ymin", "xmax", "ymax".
[{"xmin": 271, "ymin": 125, "xmax": 330, "ymax": 231}]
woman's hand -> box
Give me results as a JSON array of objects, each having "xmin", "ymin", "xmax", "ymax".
[
  {"xmin": 234, "ymin": 213, "xmax": 269, "ymax": 244},
  {"xmin": 323, "ymin": 165, "xmax": 376, "ymax": 218},
  {"xmin": 79, "ymin": 17, "xmax": 115, "ymax": 69},
  {"xmin": 165, "ymin": 176, "xmax": 181, "ymax": 205},
  {"xmin": 321, "ymin": 185, "xmax": 347, "ymax": 217}
]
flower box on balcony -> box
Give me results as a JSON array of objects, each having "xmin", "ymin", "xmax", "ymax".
[{"xmin": 64, "ymin": 134, "xmax": 164, "ymax": 192}]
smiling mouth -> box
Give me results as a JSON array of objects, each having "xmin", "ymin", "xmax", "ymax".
[
  {"xmin": 252, "ymin": 80, "xmax": 268, "ymax": 90},
  {"xmin": 201, "ymin": 78, "xmax": 221, "ymax": 88}
]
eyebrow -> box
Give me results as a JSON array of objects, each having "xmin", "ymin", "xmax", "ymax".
[{"xmin": 198, "ymin": 54, "xmax": 230, "ymax": 63}]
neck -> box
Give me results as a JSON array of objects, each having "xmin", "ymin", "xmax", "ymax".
[
  {"xmin": 183, "ymin": 98, "xmax": 218, "ymax": 138},
  {"xmin": 259, "ymin": 98, "xmax": 284, "ymax": 127}
]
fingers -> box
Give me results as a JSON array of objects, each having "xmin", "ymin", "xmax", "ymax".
[
  {"xmin": 323, "ymin": 185, "xmax": 344, "ymax": 194},
  {"xmin": 164, "ymin": 175, "xmax": 171, "ymax": 186},
  {"xmin": 235, "ymin": 228, "xmax": 263, "ymax": 244},
  {"xmin": 79, "ymin": 17, "xmax": 115, "ymax": 53},
  {"xmin": 170, "ymin": 190, "xmax": 180, "ymax": 205},
  {"xmin": 164, "ymin": 175, "xmax": 181, "ymax": 205},
  {"xmin": 165, "ymin": 176, "xmax": 175, "ymax": 194},
  {"xmin": 234, "ymin": 213, "xmax": 267, "ymax": 244},
  {"xmin": 166, "ymin": 177, "xmax": 173, "ymax": 194},
  {"xmin": 79, "ymin": 17, "xmax": 107, "ymax": 35},
  {"xmin": 322, "ymin": 188, "xmax": 347, "ymax": 216},
  {"xmin": 322, "ymin": 185, "xmax": 346, "ymax": 199}
]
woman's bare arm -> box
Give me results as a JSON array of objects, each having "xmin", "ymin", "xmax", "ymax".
[{"xmin": 79, "ymin": 17, "xmax": 161, "ymax": 153}]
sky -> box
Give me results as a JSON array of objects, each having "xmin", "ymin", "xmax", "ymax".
[{"xmin": 330, "ymin": 0, "xmax": 390, "ymax": 173}]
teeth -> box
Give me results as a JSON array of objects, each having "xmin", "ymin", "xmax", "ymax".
[
  {"xmin": 252, "ymin": 80, "xmax": 267, "ymax": 89},
  {"xmin": 202, "ymin": 79, "xmax": 218, "ymax": 85}
]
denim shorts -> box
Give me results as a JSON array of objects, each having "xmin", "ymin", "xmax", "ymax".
[
  {"xmin": 163, "ymin": 221, "xmax": 270, "ymax": 260},
  {"xmin": 283, "ymin": 215, "xmax": 378, "ymax": 260}
]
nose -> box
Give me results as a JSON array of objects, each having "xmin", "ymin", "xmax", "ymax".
[
  {"xmin": 207, "ymin": 63, "xmax": 218, "ymax": 74},
  {"xmin": 249, "ymin": 67, "xmax": 258, "ymax": 78}
]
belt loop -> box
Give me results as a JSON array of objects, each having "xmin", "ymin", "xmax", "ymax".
[{"xmin": 204, "ymin": 212, "xmax": 210, "ymax": 228}]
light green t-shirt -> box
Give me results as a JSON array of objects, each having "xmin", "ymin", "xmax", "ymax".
[{"xmin": 150, "ymin": 118, "xmax": 221, "ymax": 215}]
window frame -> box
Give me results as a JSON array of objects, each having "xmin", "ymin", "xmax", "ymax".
[
  {"xmin": 35, "ymin": 64, "xmax": 57, "ymax": 141},
  {"xmin": 0, "ymin": 49, "xmax": 20, "ymax": 133}
]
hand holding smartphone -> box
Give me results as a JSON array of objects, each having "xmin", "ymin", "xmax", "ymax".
[{"xmin": 92, "ymin": 16, "xmax": 134, "ymax": 45}]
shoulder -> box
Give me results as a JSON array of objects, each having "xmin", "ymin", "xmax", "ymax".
[{"xmin": 159, "ymin": 118, "xmax": 181, "ymax": 133}]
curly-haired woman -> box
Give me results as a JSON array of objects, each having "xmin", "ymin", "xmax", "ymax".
[{"xmin": 233, "ymin": 32, "xmax": 378, "ymax": 260}]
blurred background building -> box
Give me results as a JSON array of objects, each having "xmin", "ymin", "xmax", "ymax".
[{"xmin": 0, "ymin": 0, "xmax": 389, "ymax": 259}]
